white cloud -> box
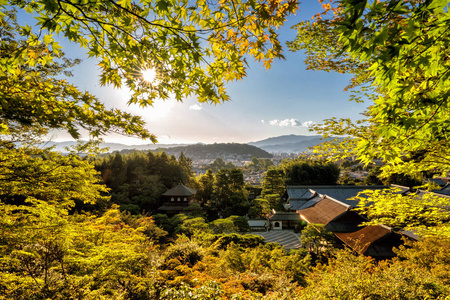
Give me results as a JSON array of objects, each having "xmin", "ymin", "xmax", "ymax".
[
  {"xmin": 302, "ymin": 121, "xmax": 316, "ymax": 128},
  {"xmin": 266, "ymin": 118, "xmax": 316, "ymax": 128},
  {"xmin": 269, "ymin": 120, "xmax": 278, "ymax": 126},
  {"xmin": 268, "ymin": 118, "xmax": 301, "ymax": 127},
  {"xmin": 261, "ymin": 120, "xmax": 265, "ymax": 124},
  {"xmin": 189, "ymin": 104, "xmax": 203, "ymax": 111}
]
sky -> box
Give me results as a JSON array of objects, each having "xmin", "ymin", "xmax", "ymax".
[{"xmin": 20, "ymin": 2, "xmax": 367, "ymax": 145}]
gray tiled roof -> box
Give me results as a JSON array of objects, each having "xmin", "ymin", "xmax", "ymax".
[
  {"xmin": 296, "ymin": 195, "xmax": 323, "ymax": 210},
  {"xmin": 286, "ymin": 186, "xmax": 316, "ymax": 200},
  {"xmin": 287, "ymin": 185, "xmax": 388, "ymax": 207},
  {"xmin": 436, "ymin": 184, "xmax": 450, "ymax": 196},
  {"xmin": 310, "ymin": 186, "xmax": 388, "ymax": 206},
  {"xmin": 285, "ymin": 200, "xmax": 308, "ymax": 211},
  {"xmin": 426, "ymin": 178, "xmax": 448, "ymax": 187},
  {"xmin": 269, "ymin": 212, "xmax": 301, "ymax": 221},
  {"xmin": 162, "ymin": 183, "xmax": 197, "ymax": 196},
  {"xmin": 390, "ymin": 184, "xmax": 411, "ymax": 194}
]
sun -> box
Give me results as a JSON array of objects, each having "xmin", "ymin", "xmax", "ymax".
[{"xmin": 141, "ymin": 68, "xmax": 157, "ymax": 84}]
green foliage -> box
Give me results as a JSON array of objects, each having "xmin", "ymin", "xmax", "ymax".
[
  {"xmin": 161, "ymin": 282, "xmax": 224, "ymax": 300},
  {"xmin": 261, "ymin": 193, "xmax": 285, "ymax": 211},
  {"xmin": 396, "ymin": 237, "xmax": 450, "ymax": 285},
  {"xmin": 177, "ymin": 217, "xmax": 210, "ymax": 237},
  {"xmin": 10, "ymin": 0, "xmax": 298, "ymax": 107},
  {"xmin": 383, "ymin": 172, "xmax": 423, "ymax": 188},
  {"xmin": 261, "ymin": 168, "xmax": 285, "ymax": 197},
  {"xmin": 353, "ymin": 188, "xmax": 450, "ymax": 238},
  {"xmin": 228, "ymin": 215, "xmax": 251, "ymax": 233},
  {"xmin": 94, "ymin": 151, "xmax": 195, "ymax": 213},
  {"xmin": 178, "ymin": 152, "xmax": 194, "ymax": 185},
  {"xmin": 289, "ymin": 0, "xmax": 450, "ymax": 238},
  {"xmin": 242, "ymin": 245, "xmax": 311, "ymax": 285},
  {"xmin": 152, "ymin": 213, "xmax": 173, "ymax": 232},
  {"xmin": 210, "ymin": 168, "xmax": 249, "ymax": 218},
  {"xmin": 337, "ymin": 173, "xmax": 360, "ymax": 185},
  {"xmin": 301, "ymin": 249, "xmax": 450, "ymax": 299},
  {"xmin": 291, "ymin": 0, "xmax": 450, "ymax": 181},
  {"xmin": 246, "ymin": 157, "xmax": 274, "ymax": 172},
  {"xmin": 0, "ymin": 9, "xmax": 151, "ymax": 141},
  {"xmin": 162, "ymin": 236, "xmax": 204, "ymax": 268},
  {"xmin": 210, "ymin": 218, "xmax": 238, "ymax": 234},
  {"xmin": 364, "ymin": 166, "xmax": 384, "ymax": 185},
  {"xmin": 211, "ymin": 233, "xmax": 265, "ymax": 250},
  {"xmin": 248, "ymin": 197, "xmax": 271, "ymax": 219},
  {"xmin": 0, "ymin": 204, "xmax": 164, "ymax": 299},
  {"xmin": 281, "ymin": 158, "xmax": 340, "ymax": 186},
  {"xmin": 0, "ymin": 144, "xmax": 108, "ymax": 213},
  {"xmin": 183, "ymin": 202, "xmax": 206, "ymax": 218},
  {"xmin": 300, "ymin": 224, "xmax": 335, "ymax": 262},
  {"xmin": 335, "ymin": 0, "xmax": 450, "ymax": 175},
  {"xmin": 204, "ymin": 158, "xmax": 236, "ymax": 173}
]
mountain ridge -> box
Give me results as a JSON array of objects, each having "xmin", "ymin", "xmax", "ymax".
[
  {"xmin": 248, "ymin": 134, "xmax": 334, "ymax": 153},
  {"xmin": 44, "ymin": 134, "xmax": 333, "ymax": 154}
]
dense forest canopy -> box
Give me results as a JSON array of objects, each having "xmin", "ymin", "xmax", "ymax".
[{"xmin": 157, "ymin": 143, "xmax": 273, "ymax": 159}]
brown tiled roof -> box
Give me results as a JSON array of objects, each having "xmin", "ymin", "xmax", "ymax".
[
  {"xmin": 298, "ymin": 196, "xmax": 350, "ymax": 225},
  {"xmin": 335, "ymin": 225, "xmax": 390, "ymax": 253},
  {"xmin": 162, "ymin": 183, "xmax": 197, "ymax": 196},
  {"xmin": 325, "ymin": 211, "xmax": 366, "ymax": 232},
  {"xmin": 334, "ymin": 225, "xmax": 403, "ymax": 259}
]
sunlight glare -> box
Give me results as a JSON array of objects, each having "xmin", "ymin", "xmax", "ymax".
[
  {"xmin": 142, "ymin": 68, "xmax": 157, "ymax": 84},
  {"xmin": 120, "ymin": 86, "xmax": 175, "ymax": 121}
]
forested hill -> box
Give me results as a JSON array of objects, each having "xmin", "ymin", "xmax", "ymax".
[
  {"xmin": 150, "ymin": 143, "xmax": 273, "ymax": 159},
  {"xmin": 248, "ymin": 134, "xmax": 340, "ymax": 153}
]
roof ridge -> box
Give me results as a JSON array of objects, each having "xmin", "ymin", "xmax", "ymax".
[{"xmin": 321, "ymin": 195, "xmax": 351, "ymax": 209}]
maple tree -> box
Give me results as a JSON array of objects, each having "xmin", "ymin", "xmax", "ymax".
[
  {"xmin": 10, "ymin": 0, "xmax": 298, "ymax": 106},
  {"xmin": 0, "ymin": 9, "xmax": 151, "ymax": 142},
  {"xmin": 288, "ymin": 0, "xmax": 450, "ymax": 238},
  {"xmin": 289, "ymin": 0, "xmax": 450, "ymax": 179}
]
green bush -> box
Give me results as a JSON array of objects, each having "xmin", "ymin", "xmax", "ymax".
[{"xmin": 212, "ymin": 233, "xmax": 265, "ymax": 250}]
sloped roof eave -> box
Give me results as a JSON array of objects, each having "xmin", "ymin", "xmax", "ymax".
[{"xmin": 162, "ymin": 183, "xmax": 197, "ymax": 196}]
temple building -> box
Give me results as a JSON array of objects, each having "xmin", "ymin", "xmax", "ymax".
[{"xmin": 157, "ymin": 183, "xmax": 197, "ymax": 216}]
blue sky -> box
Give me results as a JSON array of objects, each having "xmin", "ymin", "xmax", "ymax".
[{"xmin": 21, "ymin": 1, "xmax": 367, "ymax": 145}]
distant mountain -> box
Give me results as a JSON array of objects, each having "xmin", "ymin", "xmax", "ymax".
[
  {"xmin": 44, "ymin": 134, "xmax": 338, "ymax": 155},
  {"xmin": 248, "ymin": 134, "xmax": 338, "ymax": 153},
  {"xmin": 154, "ymin": 143, "xmax": 272, "ymax": 159},
  {"xmin": 41, "ymin": 141, "xmax": 188, "ymax": 152},
  {"xmin": 45, "ymin": 141, "xmax": 272, "ymax": 159}
]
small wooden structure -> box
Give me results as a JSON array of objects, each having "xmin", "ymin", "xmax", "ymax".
[
  {"xmin": 269, "ymin": 212, "xmax": 301, "ymax": 230},
  {"xmin": 248, "ymin": 219, "xmax": 269, "ymax": 231},
  {"xmin": 157, "ymin": 183, "xmax": 197, "ymax": 216}
]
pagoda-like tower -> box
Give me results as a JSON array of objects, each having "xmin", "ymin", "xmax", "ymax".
[{"xmin": 158, "ymin": 183, "xmax": 197, "ymax": 216}]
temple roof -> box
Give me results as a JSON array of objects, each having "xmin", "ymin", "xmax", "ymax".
[
  {"xmin": 286, "ymin": 185, "xmax": 388, "ymax": 206},
  {"xmin": 334, "ymin": 225, "xmax": 401, "ymax": 257},
  {"xmin": 298, "ymin": 196, "xmax": 350, "ymax": 225},
  {"xmin": 162, "ymin": 183, "xmax": 197, "ymax": 197}
]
